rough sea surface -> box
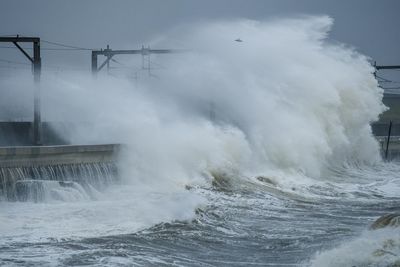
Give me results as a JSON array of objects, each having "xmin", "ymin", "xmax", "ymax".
[
  {"xmin": 0, "ymin": 15, "xmax": 397, "ymax": 267},
  {"xmin": 1, "ymin": 162, "xmax": 399, "ymax": 267}
]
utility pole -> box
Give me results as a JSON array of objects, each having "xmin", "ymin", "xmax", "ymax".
[
  {"xmin": 91, "ymin": 45, "xmax": 178, "ymax": 75},
  {"xmin": 0, "ymin": 36, "xmax": 42, "ymax": 145}
]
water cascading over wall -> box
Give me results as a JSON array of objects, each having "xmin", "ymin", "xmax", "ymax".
[{"xmin": 0, "ymin": 144, "xmax": 119, "ymax": 201}]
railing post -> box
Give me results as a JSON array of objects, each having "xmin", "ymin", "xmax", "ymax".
[{"xmin": 385, "ymin": 120, "xmax": 393, "ymax": 160}]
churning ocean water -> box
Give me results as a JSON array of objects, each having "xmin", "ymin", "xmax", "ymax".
[
  {"xmin": 1, "ymin": 163, "xmax": 400, "ymax": 266},
  {"xmin": 1, "ymin": 16, "xmax": 399, "ymax": 266}
]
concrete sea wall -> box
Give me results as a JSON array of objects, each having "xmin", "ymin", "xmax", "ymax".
[
  {"xmin": 0, "ymin": 144, "xmax": 120, "ymax": 200},
  {"xmin": 0, "ymin": 144, "xmax": 120, "ymax": 167}
]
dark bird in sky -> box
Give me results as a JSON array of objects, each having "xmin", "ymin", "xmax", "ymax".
[{"xmin": 235, "ymin": 38, "xmax": 243, "ymax": 42}]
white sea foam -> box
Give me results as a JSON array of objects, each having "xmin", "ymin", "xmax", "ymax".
[
  {"xmin": 0, "ymin": 16, "xmax": 387, "ymax": 243},
  {"xmin": 309, "ymin": 228, "xmax": 400, "ymax": 267},
  {"xmin": 0, "ymin": 184, "xmax": 202, "ymax": 244}
]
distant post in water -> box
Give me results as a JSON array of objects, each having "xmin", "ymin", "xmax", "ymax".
[{"xmin": 385, "ymin": 120, "xmax": 393, "ymax": 160}]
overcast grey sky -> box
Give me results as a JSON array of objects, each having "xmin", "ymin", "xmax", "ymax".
[{"xmin": 1, "ymin": 0, "xmax": 399, "ymax": 69}]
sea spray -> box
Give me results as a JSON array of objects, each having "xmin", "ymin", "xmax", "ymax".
[
  {"xmin": 0, "ymin": 16, "xmax": 387, "ymax": 245},
  {"xmin": 147, "ymin": 16, "xmax": 386, "ymax": 178},
  {"xmin": 1, "ymin": 16, "xmax": 384, "ymax": 182}
]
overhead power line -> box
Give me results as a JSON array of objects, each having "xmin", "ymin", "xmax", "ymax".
[
  {"xmin": 0, "ymin": 45, "xmax": 92, "ymax": 51},
  {"xmin": 110, "ymin": 58, "xmax": 126, "ymax": 66},
  {"xmin": 0, "ymin": 57, "xmax": 89, "ymax": 72},
  {"xmin": 0, "ymin": 58, "xmax": 31, "ymax": 65},
  {"xmin": 41, "ymin": 40, "xmax": 95, "ymax": 50},
  {"xmin": 376, "ymin": 74, "xmax": 393, "ymax": 82},
  {"xmin": 0, "ymin": 38, "xmax": 97, "ymax": 51},
  {"xmin": 0, "ymin": 65, "xmax": 30, "ymax": 70}
]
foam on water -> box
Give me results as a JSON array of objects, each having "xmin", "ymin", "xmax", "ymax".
[
  {"xmin": 0, "ymin": 16, "xmax": 392, "ymax": 265},
  {"xmin": 310, "ymin": 228, "xmax": 400, "ymax": 267},
  {"xmin": 0, "ymin": 184, "xmax": 202, "ymax": 245}
]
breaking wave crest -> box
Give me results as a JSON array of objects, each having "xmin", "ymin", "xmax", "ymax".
[{"xmin": 0, "ymin": 15, "xmax": 387, "ymax": 245}]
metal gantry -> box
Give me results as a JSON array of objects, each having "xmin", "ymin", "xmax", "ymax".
[
  {"xmin": 91, "ymin": 45, "xmax": 176, "ymax": 75},
  {"xmin": 0, "ymin": 36, "xmax": 42, "ymax": 145}
]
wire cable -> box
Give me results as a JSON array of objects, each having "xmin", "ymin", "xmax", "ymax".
[
  {"xmin": 110, "ymin": 58, "xmax": 126, "ymax": 66},
  {"xmin": 0, "ymin": 58, "xmax": 31, "ymax": 65},
  {"xmin": 376, "ymin": 74, "xmax": 393, "ymax": 82},
  {"xmin": 41, "ymin": 40, "xmax": 95, "ymax": 50},
  {"xmin": 0, "ymin": 45, "xmax": 93, "ymax": 51},
  {"xmin": 0, "ymin": 38, "xmax": 96, "ymax": 50},
  {"xmin": 381, "ymin": 86, "xmax": 400, "ymax": 90}
]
